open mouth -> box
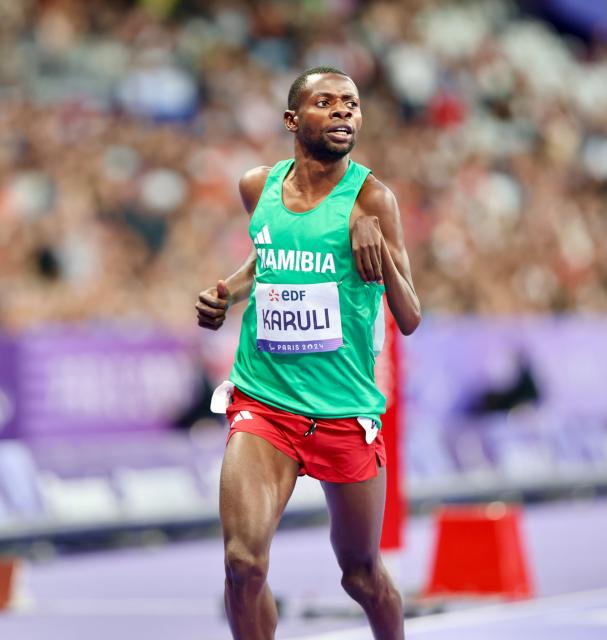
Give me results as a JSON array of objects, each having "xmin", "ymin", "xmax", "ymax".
[{"xmin": 326, "ymin": 124, "xmax": 353, "ymax": 141}]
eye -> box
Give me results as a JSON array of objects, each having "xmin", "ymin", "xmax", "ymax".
[
  {"xmin": 347, "ymin": 101, "xmax": 359, "ymax": 109},
  {"xmin": 316, "ymin": 100, "xmax": 329, "ymax": 107}
]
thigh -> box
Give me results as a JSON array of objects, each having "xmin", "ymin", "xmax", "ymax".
[
  {"xmin": 220, "ymin": 431, "xmax": 300, "ymax": 553},
  {"xmin": 321, "ymin": 466, "xmax": 387, "ymax": 565}
]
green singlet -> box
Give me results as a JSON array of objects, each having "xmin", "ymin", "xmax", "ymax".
[{"xmin": 230, "ymin": 158, "xmax": 386, "ymax": 425}]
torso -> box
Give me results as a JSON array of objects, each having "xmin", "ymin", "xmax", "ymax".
[{"xmin": 230, "ymin": 158, "xmax": 387, "ymax": 422}]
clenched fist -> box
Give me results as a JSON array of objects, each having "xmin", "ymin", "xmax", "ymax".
[
  {"xmin": 351, "ymin": 215, "xmax": 383, "ymax": 283},
  {"xmin": 196, "ymin": 280, "xmax": 231, "ymax": 330}
]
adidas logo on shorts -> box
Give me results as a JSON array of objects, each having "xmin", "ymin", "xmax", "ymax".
[{"xmin": 231, "ymin": 410, "xmax": 254, "ymax": 425}]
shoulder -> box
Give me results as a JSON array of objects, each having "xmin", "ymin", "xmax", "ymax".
[
  {"xmin": 356, "ymin": 173, "xmax": 399, "ymax": 218},
  {"xmin": 239, "ymin": 165, "xmax": 272, "ymax": 214},
  {"xmin": 352, "ymin": 173, "xmax": 404, "ymax": 243}
]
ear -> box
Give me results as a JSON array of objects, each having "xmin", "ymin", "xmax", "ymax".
[{"xmin": 284, "ymin": 110, "xmax": 298, "ymax": 133}]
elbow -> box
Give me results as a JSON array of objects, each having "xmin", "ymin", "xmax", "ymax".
[
  {"xmin": 386, "ymin": 290, "xmax": 422, "ymax": 335},
  {"xmin": 399, "ymin": 307, "xmax": 421, "ymax": 336}
]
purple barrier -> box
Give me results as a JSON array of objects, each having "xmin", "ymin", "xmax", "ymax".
[
  {"xmin": 404, "ymin": 315, "xmax": 607, "ymax": 481},
  {"xmin": 11, "ymin": 327, "xmax": 200, "ymax": 438},
  {"xmin": 406, "ymin": 315, "xmax": 607, "ymax": 420},
  {"xmin": 2, "ymin": 317, "xmax": 606, "ymax": 480}
]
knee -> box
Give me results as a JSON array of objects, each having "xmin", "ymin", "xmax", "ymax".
[
  {"xmin": 224, "ymin": 541, "xmax": 268, "ymax": 589},
  {"xmin": 340, "ymin": 559, "xmax": 380, "ymax": 604}
]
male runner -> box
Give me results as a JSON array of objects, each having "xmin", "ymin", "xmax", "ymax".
[{"xmin": 196, "ymin": 67, "xmax": 421, "ymax": 640}]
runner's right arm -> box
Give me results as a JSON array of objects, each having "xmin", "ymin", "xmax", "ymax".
[{"xmin": 196, "ymin": 166, "xmax": 270, "ymax": 331}]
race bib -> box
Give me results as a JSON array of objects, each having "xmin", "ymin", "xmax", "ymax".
[{"xmin": 255, "ymin": 282, "xmax": 343, "ymax": 354}]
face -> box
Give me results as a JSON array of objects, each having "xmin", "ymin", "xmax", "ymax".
[{"xmin": 285, "ymin": 74, "xmax": 362, "ymax": 159}]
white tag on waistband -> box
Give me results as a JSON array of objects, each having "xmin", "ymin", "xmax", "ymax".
[
  {"xmin": 210, "ymin": 380, "xmax": 235, "ymax": 414},
  {"xmin": 357, "ymin": 417, "xmax": 378, "ymax": 444}
]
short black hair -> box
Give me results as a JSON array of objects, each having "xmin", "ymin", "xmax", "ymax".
[{"xmin": 287, "ymin": 66, "xmax": 350, "ymax": 111}]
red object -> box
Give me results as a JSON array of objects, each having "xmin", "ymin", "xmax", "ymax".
[
  {"xmin": 378, "ymin": 309, "xmax": 404, "ymax": 552},
  {"xmin": 428, "ymin": 92, "xmax": 467, "ymax": 129},
  {"xmin": 226, "ymin": 388, "xmax": 387, "ymax": 484},
  {"xmin": 0, "ymin": 558, "xmax": 16, "ymax": 609},
  {"xmin": 424, "ymin": 504, "xmax": 533, "ymax": 599}
]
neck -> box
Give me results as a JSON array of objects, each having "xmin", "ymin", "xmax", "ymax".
[{"xmin": 289, "ymin": 144, "xmax": 350, "ymax": 193}]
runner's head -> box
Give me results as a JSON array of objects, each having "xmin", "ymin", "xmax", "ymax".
[{"xmin": 285, "ymin": 67, "xmax": 361, "ymax": 160}]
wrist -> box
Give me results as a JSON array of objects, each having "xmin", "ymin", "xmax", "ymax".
[{"xmin": 220, "ymin": 281, "xmax": 234, "ymax": 308}]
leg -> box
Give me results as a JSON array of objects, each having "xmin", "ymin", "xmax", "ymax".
[
  {"xmin": 322, "ymin": 467, "xmax": 404, "ymax": 640},
  {"xmin": 221, "ymin": 432, "xmax": 300, "ymax": 640}
]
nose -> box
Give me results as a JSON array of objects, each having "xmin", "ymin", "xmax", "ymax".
[{"xmin": 331, "ymin": 103, "xmax": 352, "ymax": 119}]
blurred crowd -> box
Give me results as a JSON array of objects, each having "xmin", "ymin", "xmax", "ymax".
[{"xmin": 1, "ymin": 0, "xmax": 607, "ymax": 331}]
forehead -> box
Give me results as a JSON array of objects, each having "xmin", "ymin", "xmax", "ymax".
[{"xmin": 303, "ymin": 73, "xmax": 359, "ymax": 99}]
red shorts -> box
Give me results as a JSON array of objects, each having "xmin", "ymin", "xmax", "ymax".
[{"xmin": 226, "ymin": 388, "xmax": 386, "ymax": 483}]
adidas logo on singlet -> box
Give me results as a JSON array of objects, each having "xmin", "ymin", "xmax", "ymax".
[
  {"xmin": 254, "ymin": 225, "xmax": 336, "ymax": 274},
  {"xmin": 253, "ymin": 225, "xmax": 272, "ymax": 246}
]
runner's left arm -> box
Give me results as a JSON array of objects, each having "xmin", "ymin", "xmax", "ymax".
[{"xmin": 353, "ymin": 178, "xmax": 421, "ymax": 335}]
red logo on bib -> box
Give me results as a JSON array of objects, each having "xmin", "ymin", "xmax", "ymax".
[{"xmin": 268, "ymin": 289, "xmax": 280, "ymax": 302}]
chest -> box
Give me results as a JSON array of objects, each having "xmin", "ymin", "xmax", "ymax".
[{"xmin": 281, "ymin": 181, "xmax": 336, "ymax": 213}]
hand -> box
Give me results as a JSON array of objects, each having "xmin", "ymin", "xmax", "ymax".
[
  {"xmin": 196, "ymin": 280, "xmax": 231, "ymax": 330},
  {"xmin": 351, "ymin": 215, "xmax": 383, "ymax": 282}
]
